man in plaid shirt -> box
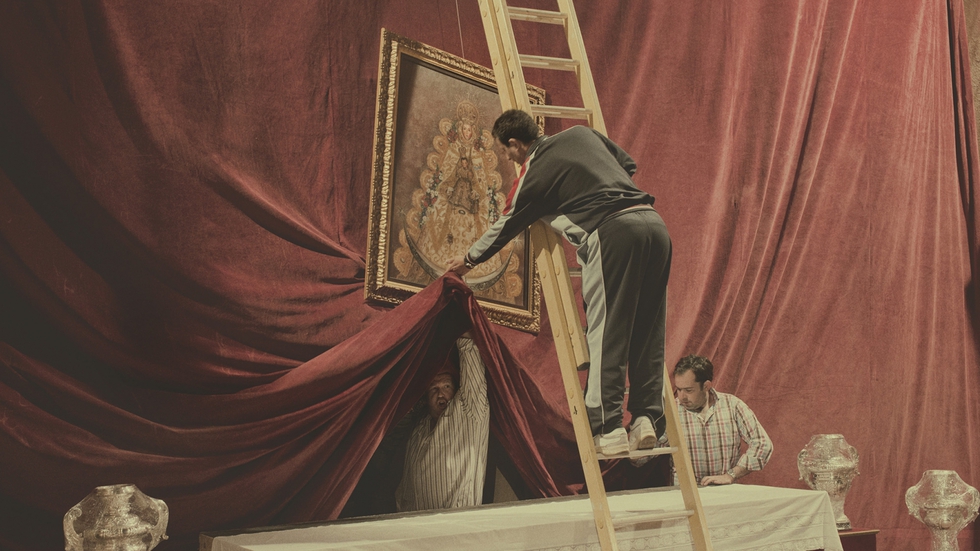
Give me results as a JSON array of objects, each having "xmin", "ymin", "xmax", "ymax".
[{"xmin": 657, "ymin": 355, "xmax": 773, "ymax": 485}]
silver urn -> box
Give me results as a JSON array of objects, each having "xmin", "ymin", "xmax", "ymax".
[
  {"xmin": 64, "ymin": 484, "xmax": 169, "ymax": 551},
  {"xmin": 797, "ymin": 434, "xmax": 859, "ymax": 530},
  {"xmin": 906, "ymin": 470, "xmax": 979, "ymax": 551}
]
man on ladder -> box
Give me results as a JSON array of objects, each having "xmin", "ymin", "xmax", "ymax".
[{"xmin": 446, "ymin": 109, "xmax": 672, "ymax": 457}]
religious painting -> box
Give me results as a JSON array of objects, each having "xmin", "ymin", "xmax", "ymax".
[{"xmin": 365, "ymin": 29, "xmax": 543, "ymax": 333}]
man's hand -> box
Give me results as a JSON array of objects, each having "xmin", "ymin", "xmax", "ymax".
[
  {"xmin": 445, "ymin": 256, "xmax": 473, "ymax": 277},
  {"xmin": 700, "ymin": 471, "xmax": 737, "ymax": 486}
]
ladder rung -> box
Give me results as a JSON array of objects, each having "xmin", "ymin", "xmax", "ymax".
[
  {"xmin": 507, "ymin": 7, "xmax": 567, "ymax": 25},
  {"xmin": 596, "ymin": 446, "xmax": 677, "ymax": 461},
  {"xmin": 612, "ymin": 509, "xmax": 695, "ymax": 529},
  {"xmin": 530, "ymin": 104, "xmax": 593, "ymax": 120},
  {"xmin": 519, "ymin": 54, "xmax": 579, "ymax": 72}
]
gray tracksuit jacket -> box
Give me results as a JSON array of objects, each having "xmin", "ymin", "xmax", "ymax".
[{"xmin": 466, "ymin": 126, "xmax": 654, "ymax": 265}]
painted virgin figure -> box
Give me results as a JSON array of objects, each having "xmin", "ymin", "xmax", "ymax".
[{"xmin": 394, "ymin": 100, "xmax": 524, "ymax": 305}]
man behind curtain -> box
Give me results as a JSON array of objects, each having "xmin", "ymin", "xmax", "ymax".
[{"xmin": 395, "ymin": 335, "xmax": 490, "ymax": 511}]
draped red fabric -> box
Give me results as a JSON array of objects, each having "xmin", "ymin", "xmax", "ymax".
[{"xmin": 1, "ymin": 1, "xmax": 978, "ymax": 550}]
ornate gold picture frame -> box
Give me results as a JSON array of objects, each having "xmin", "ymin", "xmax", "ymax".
[{"xmin": 365, "ymin": 29, "xmax": 543, "ymax": 333}]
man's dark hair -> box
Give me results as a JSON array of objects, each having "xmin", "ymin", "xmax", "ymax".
[
  {"xmin": 492, "ymin": 109, "xmax": 541, "ymax": 144},
  {"xmin": 674, "ymin": 355, "xmax": 714, "ymax": 385}
]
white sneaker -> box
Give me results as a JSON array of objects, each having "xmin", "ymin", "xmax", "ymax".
[
  {"xmin": 594, "ymin": 427, "xmax": 629, "ymax": 456},
  {"xmin": 629, "ymin": 416, "xmax": 658, "ymax": 451}
]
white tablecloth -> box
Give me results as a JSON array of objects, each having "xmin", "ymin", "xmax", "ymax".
[{"xmin": 207, "ymin": 485, "xmax": 843, "ymax": 551}]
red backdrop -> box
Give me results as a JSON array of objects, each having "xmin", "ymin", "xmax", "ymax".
[{"xmin": 1, "ymin": 1, "xmax": 979, "ymax": 550}]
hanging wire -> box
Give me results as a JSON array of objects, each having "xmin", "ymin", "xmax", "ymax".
[{"xmin": 454, "ymin": 0, "xmax": 466, "ymax": 59}]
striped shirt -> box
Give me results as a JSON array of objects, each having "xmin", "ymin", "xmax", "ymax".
[
  {"xmin": 666, "ymin": 389, "xmax": 773, "ymax": 485},
  {"xmin": 395, "ymin": 338, "xmax": 490, "ymax": 511}
]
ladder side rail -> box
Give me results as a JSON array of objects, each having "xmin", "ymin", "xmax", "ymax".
[
  {"xmin": 541, "ymin": 220, "xmax": 590, "ymax": 385},
  {"xmin": 478, "ymin": 0, "xmax": 522, "ymax": 110},
  {"xmin": 531, "ymin": 221, "xmax": 618, "ymax": 551},
  {"xmin": 482, "ymin": 0, "xmax": 589, "ymax": 369},
  {"xmin": 663, "ymin": 362, "xmax": 714, "ymax": 549},
  {"xmin": 554, "ymin": 0, "xmax": 606, "ymax": 134},
  {"xmin": 488, "ymin": 0, "xmax": 535, "ymax": 113}
]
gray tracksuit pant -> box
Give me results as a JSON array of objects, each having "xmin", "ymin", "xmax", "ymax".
[{"xmin": 580, "ymin": 207, "xmax": 671, "ymax": 436}]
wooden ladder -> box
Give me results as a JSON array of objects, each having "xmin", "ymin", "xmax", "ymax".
[{"xmin": 476, "ymin": 1, "xmax": 713, "ymax": 550}]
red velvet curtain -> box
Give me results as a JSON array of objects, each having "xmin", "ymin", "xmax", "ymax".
[{"xmin": 1, "ymin": 1, "xmax": 978, "ymax": 550}]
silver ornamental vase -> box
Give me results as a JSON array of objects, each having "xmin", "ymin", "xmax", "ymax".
[
  {"xmin": 906, "ymin": 470, "xmax": 979, "ymax": 551},
  {"xmin": 797, "ymin": 434, "xmax": 859, "ymax": 530},
  {"xmin": 63, "ymin": 484, "xmax": 169, "ymax": 551}
]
